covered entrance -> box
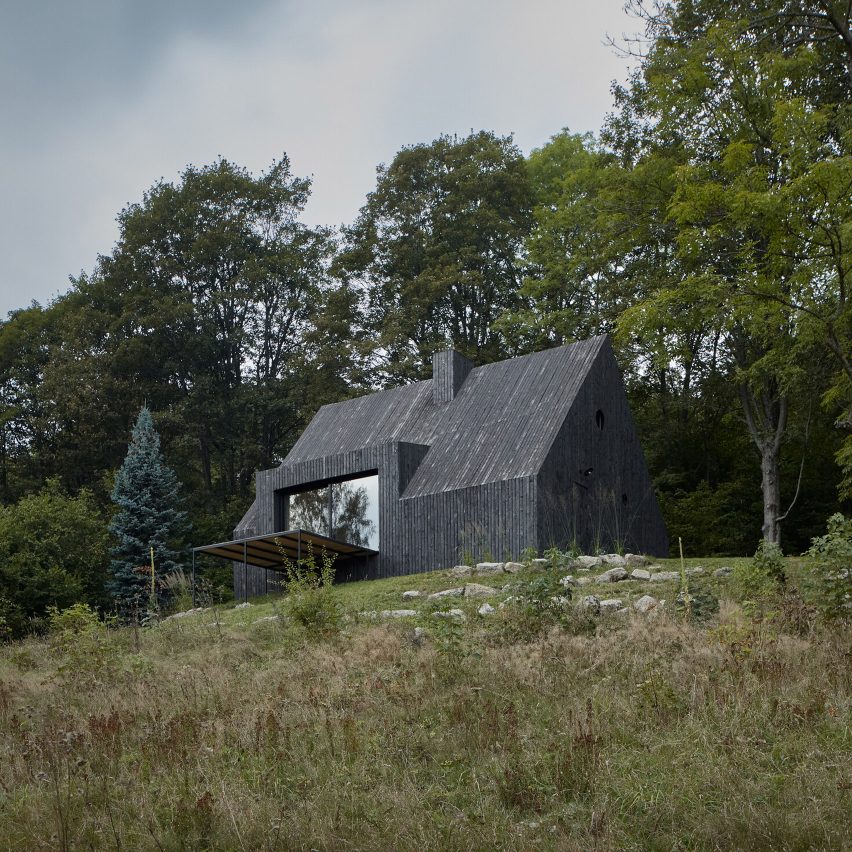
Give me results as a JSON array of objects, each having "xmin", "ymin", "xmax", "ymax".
[{"xmin": 192, "ymin": 528, "xmax": 377, "ymax": 603}]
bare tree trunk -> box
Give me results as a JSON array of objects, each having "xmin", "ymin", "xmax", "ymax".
[
  {"xmin": 738, "ymin": 382, "xmax": 787, "ymax": 546},
  {"xmin": 760, "ymin": 446, "xmax": 781, "ymax": 544}
]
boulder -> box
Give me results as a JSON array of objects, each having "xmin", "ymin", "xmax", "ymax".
[
  {"xmin": 427, "ymin": 587, "xmax": 465, "ymax": 600},
  {"xmin": 685, "ymin": 567, "xmax": 704, "ymax": 576},
  {"xmin": 402, "ymin": 590, "xmax": 421, "ymax": 600},
  {"xmin": 599, "ymin": 598, "xmax": 623, "ymax": 613},
  {"xmin": 575, "ymin": 576, "xmax": 593, "ymax": 586},
  {"xmin": 601, "ymin": 553, "xmax": 627, "ymax": 567},
  {"xmin": 634, "ymin": 594, "xmax": 659, "ymax": 614},
  {"xmin": 478, "ymin": 603, "xmax": 495, "ymax": 616},
  {"xmin": 574, "ymin": 555, "xmax": 603, "ymax": 569},
  {"xmin": 580, "ymin": 595, "xmax": 601, "ymax": 614},
  {"xmin": 550, "ymin": 595, "xmax": 572, "ymax": 607},
  {"xmin": 630, "ymin": 568, "xmax": 651, "ymax": 581},
  {"xmin": 615, "ymin": 607, "xmax": 630, "ymax": 616},
  {"xmin": 234, "ymin": 602, "xmax": 252, "ymax": 610},
  {"xmin": 433, "ymin": 608, "xmax": 466, "ymax": 621},
  {"xmin": 503, "ymin": 561, "xmax": 524, "ymax": 574},
  {"xmin": 598, "ymin": 567, "xmax": 629, "ymax": 583},
  {"xmin": 164, "ymin": 607, "xmax": 208, "ymax": 621},
  {"xmin": 530, "ymin": 558, "xmax": 549, "ymax": 570},
  {"xmin": 713, "ymin": 566, "xmax": 733, "ymax": 577},
  {"xmin": 463, "ymin": 582, "xmax": 498, "ymax": 598},
  {"xmin": 624, "ymin": 553, "xmax": 649, "ymax": 568},
  {"xmin": 475, "ymin": 562, "xmax": 505, "ymax": 575},
  {"xmin": 449, "ymin": 565, "xmax": 472, "ymax": 578},
  {"xmin": 650, "ymin": 571, "xmax": 680, "ymax": 582},
  {"xmin": 380, "ymin": 609, "xmax": 417, "ymax": 619},
  {"xmin": 559, "ymin": 575, "xmax": 576, "ymax": 587}
]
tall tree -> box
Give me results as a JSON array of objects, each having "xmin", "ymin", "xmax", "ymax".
[
  {"xmin": 337, "ymin": 131, "xmax": 533, "ymax": 383},
  {"xmin": 601, "ymin": 0, "xmax": 850, "ymax": 544},
  {"xmin": 109, "ymin": 407, "xmax": 187, "ymax": 612}
]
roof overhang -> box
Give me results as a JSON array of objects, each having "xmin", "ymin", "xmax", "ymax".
[{"xmin": 193, "ymin": 529, "xmax": 377, "ymax": 570}]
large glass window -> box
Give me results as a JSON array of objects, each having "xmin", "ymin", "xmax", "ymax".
[{"xmin": 288, "ymin": 474, "xmax": 379, "ymax": 550}]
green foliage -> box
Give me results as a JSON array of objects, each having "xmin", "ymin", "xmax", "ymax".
[
  {"xmin": 806, "ymin": 513, "xmax": 852, "ymax": 621},
  {"xmin": 495, "ymin": 574, "xmax": 581, "ymax": 642},
  {"xmin": 109, "ymin": 406, "xmax": 188, "ymax": 615},
  {"xmin": 337, "ymin": 130, "xmax": 533, "ymax": 381},
  {"xmin": 280, "ymin": 544, "xmax": 341, "ymax": 636},
  {"xmin": 47, "ymin": 603, "xmax": 118, "ymax": 678},
  {"xmin": 542, "ymin": 546, "xmax": 573, "ymax": 571},
  {"xmin": 675, "ymin": 585, "xmax": 720, "ymax": 623},
  {"xmin": 734, "ymin": 540, "xmax": 786, "ymax": 607},
  {"xmin": 0, "ymin": 479, "xmax": 109, "ymax": 639}
]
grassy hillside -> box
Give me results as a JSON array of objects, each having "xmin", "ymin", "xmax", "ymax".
[{"xmin": 0, "ymin": 557, "xmax": 849, "ymax": 851}]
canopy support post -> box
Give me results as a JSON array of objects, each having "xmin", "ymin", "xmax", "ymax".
[
  {"xmin": 191, "ymin": 550, "xmax": 196, "ymax": 607},
  {"xmin": 243, "ymin": 540, "xmax": 248, "ymax": 602}
]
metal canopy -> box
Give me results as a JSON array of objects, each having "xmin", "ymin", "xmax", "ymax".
[{"xmin": 193, "ymin": 528, "xmax": 377, "ymax": 570}]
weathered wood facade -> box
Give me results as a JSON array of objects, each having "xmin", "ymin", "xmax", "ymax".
[{"xmin": 233, "ymin": 336, "xmax": 668, "ymax": 595}]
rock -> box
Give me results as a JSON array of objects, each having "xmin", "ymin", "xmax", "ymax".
[
  {"xmin": 634, "ymin": 594, "xmax": 659, "ymax": 613},
  {"xmin": 464, "ymin": 582, "xmax": 498, "ymax": 598},
  {"xmin": 559, "ymin": 575, "xmax": 576, "ymax": 587},
  {"xmin": 449, "ymin": 565, "xmax": 472, "ymax": 578},
  {"xmin": 503, "ymin": 561, "xmax": 524, "ymax": 573},
  {"xmin": 580, "ymin": 595, "xmax": 601, "ymax": 614},
  {"xmin": 599, "ymin": 598, "xmax": 624, "ymax": 613},
  {"xmin": 713, "ymin": 566, "xmax": 733, "ymax": 577},
  {"xmin": 433, "ymin": 608, "xmax": 466, "ymax": 621},
  {"xmin": 575, "ymin": 576, "xmax": 593, "ymax": 586},
  {"xmin": 530, "ymin": 558, "xmax": 549, "ymax": 569},
  {"xmin": 650, "ymin": 571, "xmax": 680, "ymax": 582},
  {"xmin": 478, "ymin": 602, "xmax": 495, "ymax": 616},
  {"xmin": 234, "ymin": 602, "xmax": 252, "ymax": 610},
  {"xmin": 630, "ymin": 568, "xmax": 651, "ymax": 581},
  {"xmin": 574, "ymin": 555, "xmax": 603, "ymax": 569},
  {"xmin": 498, "ymin": 596, "xmax": 518, "ymax": 609},
  {"xmin": 164, "ymin": 607, "xmax": 208, "ymax": 621},
  {"xmin": 475, "ymin": 561, "xmax": 505, "ymax": 575},
  {"xmin": 427, "ymin": 587, "xmax": 465, "ymax": 600},
  {"xmin": 600, "ymin": 553, "xmax": 627, "ymax": 567},
  {"xmin": 624, "ymin": 553, "xmax": 649, "ymax": 568},
  {"xmin": 550, "ymin": 595, "xmax": 572, "ymax": 607},
  {"xmin": 615, "ymin": 607, "xmax": 630, "ymax": 616},
  {"xmin": 413, "ymin": 626, "xmax": 426, "ymax": 639},
  {"xmin": 253, "ymin": 615, "xmax": 281, "ymax": 624},
  {"xmin": 380, "ymin": 609, "xmax": 417, "ymax": 618},
  {"xmin": 685, "ymin": 567, "xmax": 704, "ymax": 576},
  {"xmin": 598, "ymin": 567, "xmax": 629, "ymax": 583},
  {"xmin": 402, "ymin": 590, "xmax": 421, "ymax": 600},
  {"xmin": 359, "ymin": 610, "xmax": 378, "ymax": 619}
]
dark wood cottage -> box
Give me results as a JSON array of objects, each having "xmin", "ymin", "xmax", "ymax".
[{"xmin": 195, "ymin": 335, "xmax": 668, "ymax": 598}]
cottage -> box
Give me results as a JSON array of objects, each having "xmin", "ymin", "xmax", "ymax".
[{"xmin": 194, "ymin": 335, "xmax": 668, "ymax": 598}]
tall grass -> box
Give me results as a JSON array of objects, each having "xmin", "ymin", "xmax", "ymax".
[{"xmin": 0, "ymin": 564, "xmax": 849, "ymax": 850}]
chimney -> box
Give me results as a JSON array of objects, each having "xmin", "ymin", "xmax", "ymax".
[{"xmin": 432, "ymin": 348, "xmax": 473, "ymax": 403}]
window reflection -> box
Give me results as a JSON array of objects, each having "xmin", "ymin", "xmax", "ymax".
[{"xmin": 288, "ymin": 474, "xmax": 379, "ymax": 550}]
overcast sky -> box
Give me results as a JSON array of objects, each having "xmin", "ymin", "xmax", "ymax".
[{"xmin": 0, "ymin": 0, "xmax": 638, "ymax": 319}]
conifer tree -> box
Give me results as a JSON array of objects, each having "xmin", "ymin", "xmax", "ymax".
[{"xmin": 108, "ymin": 406, "xmax": 187, "ymax": 612}]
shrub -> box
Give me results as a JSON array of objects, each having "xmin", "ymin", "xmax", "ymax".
[
  {"xmin": 47, "ymin": 603, "xmax": 118, "ymax": 678},
  {"xmin": 493, "ymin": 575, "xmax": 577, "ymax": 642},
  {"xmin": 281, "ymin": 544, "xmax": 341, "ymax": 636},
  {"xmin": 806, "ymin": 513, "xmax": 852, "ymax": 621},
  {"xmin": 734, "ymin": 540, "xmax": 785, "ymax": 609}
]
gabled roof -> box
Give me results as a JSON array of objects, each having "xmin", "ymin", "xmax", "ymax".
[{"xmin": 281, "ymin": 335, "xmax": 607, "ymax": 496}]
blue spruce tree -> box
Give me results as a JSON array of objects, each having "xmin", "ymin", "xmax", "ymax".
[{"xmin": 109, "ymin": 406, "xmax": 188, "ymax": 613}]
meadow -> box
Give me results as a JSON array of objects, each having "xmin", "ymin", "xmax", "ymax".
[{"xmin": 0, "ymin": 556, "xmax": 849, "ymax": 851}]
